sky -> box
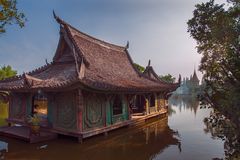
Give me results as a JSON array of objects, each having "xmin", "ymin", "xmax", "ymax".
[{"xmin": 0, "ymin": 0, "xmax": 227, "ymax": 80}]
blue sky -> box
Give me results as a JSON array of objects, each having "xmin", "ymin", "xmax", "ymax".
[{"xmin": 0, "ymin": 0, "xmax": 226, "ymax": 80}]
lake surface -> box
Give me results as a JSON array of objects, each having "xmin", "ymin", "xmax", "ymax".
[{"xmin": 0, "ymin": 95, "xmax": 225, "ymax": 160}]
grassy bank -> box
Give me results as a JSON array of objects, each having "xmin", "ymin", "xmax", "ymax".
[{"xmin": 0, "ymin": 101, "xmax": 8, "ymax": 126}]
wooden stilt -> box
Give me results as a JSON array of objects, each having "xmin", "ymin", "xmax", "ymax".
[
  {"xmin": 104, "ymin": 131, "xmax": 108, "ymax": 137},
  {"xmin": 154, "ymin": 93, "xmax": 158, "ymax": 112},
  {"xmin": 78, "ymin": 135, "xmax": 83, "ymax": 144}
]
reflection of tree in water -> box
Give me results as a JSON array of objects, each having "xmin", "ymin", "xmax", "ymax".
[
  {"xmin": 168, "ymin": 106, "xmax": 176, "ymax": 116},
  {"xmin": 203, "ymin": 111, "xmax": 240, "ymax": 160},
  {"xmin": 169, "ymin": 95, "xmax": 199, "ymax": 115},
  {"xmin": 2, "ymin": 117, "xmax": 181, "ymax": 160}
]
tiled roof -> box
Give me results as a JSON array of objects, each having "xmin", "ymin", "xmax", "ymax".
[
  {"xmin": 0, "ymin": 62, "xmax": 78, "ymax": 91},
  {"xmin": 0, "ymin": 14, "xmax": 178, "ymax": 93},
  {"xmin": 142, "ymin": 60, "xmax": 180, "ymax": 91}
]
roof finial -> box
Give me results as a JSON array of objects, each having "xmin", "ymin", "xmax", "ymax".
[
  {"xmin": 45, "ymin": 58, "xmax": 49, "ymax": 65},
  {"xmin": 125, "ymin": 41, "xmax": 129, "ymax": 49},
  {"xmin": 148, "ymin": 59, "xmax": 151, "ymax": 66},
  {"xmin": 53, "ymin": 10, "xmax": 64, "ymax": 24},
  {"xmin": 53, "ymin": 10, "xmax": 57, "ymax": 19}
]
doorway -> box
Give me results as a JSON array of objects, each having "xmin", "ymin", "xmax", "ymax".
[
  {"xmin": 132, "ymin": 95, "xmax": 146, "ymax": 113},
  {"xmin": 32, "ymin": 91, "xmax": 48, "ymax": 121}
]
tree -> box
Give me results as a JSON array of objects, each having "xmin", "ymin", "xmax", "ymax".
[
  {"xmin": 187, "ymin": 0, "xmax": 240, "ymax": 126},
  {"xmin": 134, "ymin": 63, "xmax": 145, "ymax": 73},
  {"xmin": 159, "ymin": 74, "xmax": 176, "ymax": 83},
  {"xmin": 0, "ymin": 0, "xmax": 26, "ymax": 33},
  {"xmin": 0, "ymin": 65, "xmax": 17, "ymax": 80}
]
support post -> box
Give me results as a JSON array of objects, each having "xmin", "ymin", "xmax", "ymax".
[
  {"xmin": 154, "ymin": 93, "xmax": 158, "ymax": 112},
  {"xmin": 78, "ymin": 135, "xmax": 83, "ymax": 144},
  {"xmin": 104, "ymin": 131, "xmax": 108, "ymax": 137},
  {"xmin": 145, "ymin": 97, "xmax": 149, "ymax": 115},
  {"xmin": 77, "ymin": 89, "xmax": 84, "ymax": 132},
  {"xmin": 160, "ymin": 92, "xmax": 164, "ymax": 110}
]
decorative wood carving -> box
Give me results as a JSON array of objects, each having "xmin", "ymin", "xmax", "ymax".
[
  {"xmin": 83, "ymin": 93, "xmax": 105, "ymax": 130},
  {"xmin": 10, "ymin": 93, "xmax": 25, "ymax": 120},
  {"xmin": 55, "ymin": 92, "xmax": 77, "ymax": 130}
]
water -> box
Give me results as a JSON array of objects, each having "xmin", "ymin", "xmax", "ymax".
[{"xmin": 0, "ymin": 96, "xmax": 226, "ymax": 160}]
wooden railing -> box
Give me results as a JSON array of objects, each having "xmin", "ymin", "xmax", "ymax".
[{"xmin": 149, "ymin": 106, "xmax": 156, "ymax": 114}]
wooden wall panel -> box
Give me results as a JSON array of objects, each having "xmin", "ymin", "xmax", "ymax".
[
  {"xmin": 83, "ymin": 94, "xmax": 105, "ymax": 130},
  {"xmin": 9, "ymin": 93, "xmax": 26, "ymax": 120},
  {"xmin": 54, "ymin": 91, "xmax": 77, "ymax": 131},
  {"xmin": 25, "ymin": 93, "xmax": 32, "ymax": 117},
  {"xmin": 46, "ymin": 93, "xmax": 54, "ymax": 125}
]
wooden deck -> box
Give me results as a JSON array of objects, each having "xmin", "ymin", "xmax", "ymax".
[
  {"xmin": 80, "ymin": 109, "xmax": 168, "ymax": 140},
  {"xmin": 82, "ymin": 120, "xmax": 133, "ymax": 139},
  {"xmin": 131, "ymin": 109, "xmax": 168, "ymax": 126},
  {"xmin": 0, "ymin": 126, "xmax": 58, "ymax": 143},
  {"xmin": 0, "ymin": 110, "xmax": 167, "ymax": 143}
]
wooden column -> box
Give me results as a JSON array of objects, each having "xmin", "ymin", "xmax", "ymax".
[
  {"xmin": 77, "ymin": 89, "xmax": 84, "ymax": 132},
  {"xmin": 154, "ymin": 93, "xmax": 158, "ymax": 112},
  {"xmin": 163, "ymin": 92, "xmax": 167, "ymax": 109},
  {"xmin": 145, "ymin": 96, "xmax": 149, "ymax": 115},
  {"xmin": 8, "ymin": 93, "xmax": 12, "ymax": 126},
  {"xmin": 106, "ymin": 95, "xmax": 112, "ymax": 126},
  {"xmin": 8, "ymin": 93, "xmax": 12, "ymax": 119},
  {"xmin": 22, "ymin": 94, "xmax": 27, "ymax": 120},
  {"xmin": 126, "ymin": 95, "xmax": 132, "ymax": 120},
  {"xmin": 160, "ymin": 93, "xmax": 164, "ymax": 110}
]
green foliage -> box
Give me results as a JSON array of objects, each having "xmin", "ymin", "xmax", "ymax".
[
  {"xmin": 204, "ymin": 110, "xmax": 240, "ymax": 159},
  {"xmin": 188, "ymin": 0, "xmax": 240, "ymax": 126},
  {"xmin": 0, "ymin": 0, "xmax": 26, "ymax": 33},
  {"xmin": 134, "ymin": 63, "xmax": 145, "ymax": 73},
  {"xmin": 28, "ymin": 114, "xmax": 40, "ymax": 126},
  {"xmin": 0, "ymin": 65, "xmax": 17, "ymax": 80},
  {"xmin": 159, "ymin": 74, "xmax": 176, "ymax": 83}
]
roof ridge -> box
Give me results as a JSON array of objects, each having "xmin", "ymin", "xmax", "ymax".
[
  {"xmin": 143, "ymin": 65, "xmax": 178, "ymax": 86},
  {"xmin": 24, "ymin": 73, "xmax": 42, "ymax": 81},
  {"xmin": 53, "ymin": 12, "xmax": 126, "ymax": 51},
  {"xmin": 124, "ymin": 49, "xmax": 144, "ymax": 77},
  {"xmin": 67, "ymin": 24, "xmax": 126, "ymax": 51}
]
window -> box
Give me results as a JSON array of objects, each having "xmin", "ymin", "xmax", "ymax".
[{"xmin": 113, "ymin": 95, "xmax": 122, "ymax": 115}]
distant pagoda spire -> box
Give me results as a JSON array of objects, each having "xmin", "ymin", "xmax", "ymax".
[{"xmin": 192, "ymin": 67, "xmax": 199, "ymax": 84}]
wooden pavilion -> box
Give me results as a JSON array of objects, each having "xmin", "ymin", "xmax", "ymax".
[{"xmin": 0, "ymin": 13, "xmax": 179, "ymax": 142}]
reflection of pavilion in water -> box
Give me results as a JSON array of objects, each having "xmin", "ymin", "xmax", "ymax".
[
  {"xmin": 169, "ymin": 95, "xmax": 199, "ymax": 115},
  {"xmin": 1, "ymin": 117, "xmax": 181, "ymax": 160}
]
